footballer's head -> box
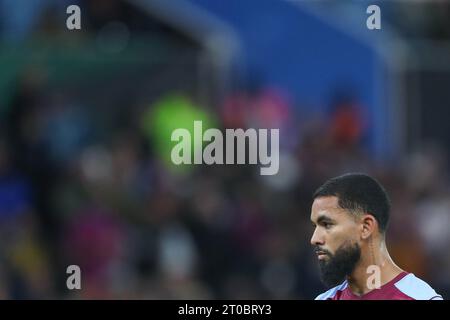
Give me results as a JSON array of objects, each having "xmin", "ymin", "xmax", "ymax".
[{"xmin": 310, "ymin": 173, "xmax": 391, "ymax": 287}]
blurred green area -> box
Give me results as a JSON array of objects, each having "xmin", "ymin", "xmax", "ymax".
[{"xmin": 0, "ymin": 36, "xmax": 180, "ymax": 114}]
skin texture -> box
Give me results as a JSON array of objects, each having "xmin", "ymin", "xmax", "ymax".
[{"xmin": 310, "ymin": 196, "xmax": 404, "ymax": 296}]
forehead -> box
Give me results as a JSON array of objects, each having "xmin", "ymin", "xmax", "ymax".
[{"xmin": 311, "ymin": 196, "xmax": 344, "ymax": 221}]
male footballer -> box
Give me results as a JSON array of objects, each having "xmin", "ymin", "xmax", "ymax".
[{"xmin": 311, "ymin": 173, "xmax": 443, "ymax": 300}]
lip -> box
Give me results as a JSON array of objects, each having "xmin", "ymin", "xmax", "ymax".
[{"xmin": 316, "ymin": 251, "xmax": 328, "ymax": 259}]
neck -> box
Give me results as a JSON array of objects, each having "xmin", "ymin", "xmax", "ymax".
[{"xmin": 346, "ymin": 239, "xmax": 404, "ymax": 296}]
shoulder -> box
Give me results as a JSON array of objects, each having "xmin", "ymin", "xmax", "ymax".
[
  {"xmin": 394, "ymin": 273, "xmax": 443, "ymax": 300},
  {"xmin": 315, "ymin": 281, "xmax": 348, "ymax": 300}
]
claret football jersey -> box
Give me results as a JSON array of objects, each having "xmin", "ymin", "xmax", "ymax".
[{"xmin": 315, "ymin": 272, "xmax": 443, "ymax": 300}]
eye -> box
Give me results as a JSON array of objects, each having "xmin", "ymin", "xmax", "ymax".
[{"xmin": 323, "ymin": 222, "xmax": 333, "ymax": 229}]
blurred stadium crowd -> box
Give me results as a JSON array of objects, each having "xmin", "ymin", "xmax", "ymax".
[{"xmin": 0, "ymin": 0, "xmax": 450, "ymax": 299}]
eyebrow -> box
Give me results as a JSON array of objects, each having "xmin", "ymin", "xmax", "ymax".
[{"xmin": 312, "ymin": 215, "xmax": 336, "ymax": 225}]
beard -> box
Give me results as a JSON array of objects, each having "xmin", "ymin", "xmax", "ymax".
[{"xmin": 316, "ymin": 241, "xmax": 361, "ymax": 288}]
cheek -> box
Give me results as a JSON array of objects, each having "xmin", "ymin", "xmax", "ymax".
[{"xmin": 328, "ymin": 225, "xmax": 359, "ymax": 251}]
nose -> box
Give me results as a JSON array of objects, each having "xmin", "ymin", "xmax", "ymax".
[{"xmin": 310, "ymin": 227, "xmax": 325, "ymax": 246}]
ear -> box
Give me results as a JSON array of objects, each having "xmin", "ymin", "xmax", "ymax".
[{"xmin": 360, "ymin": 214, "xmax": 377, "ymax": 240}]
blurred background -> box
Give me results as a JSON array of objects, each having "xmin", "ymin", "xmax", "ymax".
[{"xmin": 0, "ymin": 0, "xmax": 449, "ymax": 299}]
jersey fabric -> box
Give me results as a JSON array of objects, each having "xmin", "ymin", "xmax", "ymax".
[{"xmin": 315, "ymin": 272, "xmax": 443, "ymax": 300}]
